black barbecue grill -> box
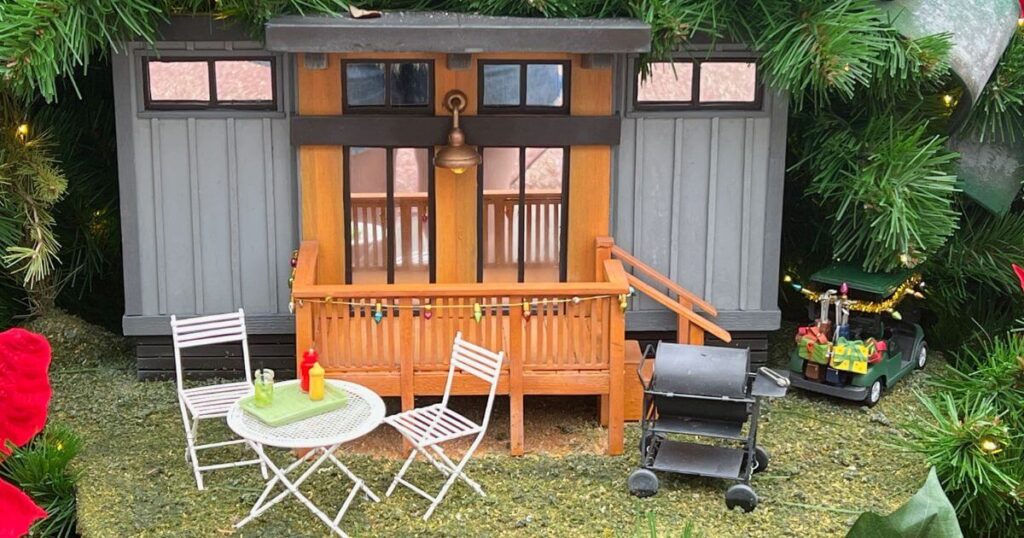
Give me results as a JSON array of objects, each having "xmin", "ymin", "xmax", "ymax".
[{"xmin": 628, "ymin": 343, "xmax": 789, "ymax": 512}]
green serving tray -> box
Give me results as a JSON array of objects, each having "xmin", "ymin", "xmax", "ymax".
[{"xmin": 239, "ymin": 383, "xmax": 348, "ymax": 427}]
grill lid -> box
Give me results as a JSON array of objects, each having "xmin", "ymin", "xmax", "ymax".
[{"xmin": 652, "ymin": 343, "xmax": 749, "ymax": 399}]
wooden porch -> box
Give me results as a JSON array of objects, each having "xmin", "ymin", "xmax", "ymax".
[{"xmin": 292, "ymin": 237, "xmax": 730, "ymax": 455}]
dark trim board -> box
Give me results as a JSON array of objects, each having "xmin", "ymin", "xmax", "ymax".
[
  {"xmin": 290, "ymin": 115, "xmax": 621, "ymax": 147},
  {"xmin": 136, "ymin": 334, "xmax": 296, "ymax": 381},
  {"xmin": 266, "ymin": 13, "xmax": 651, "ymax": 54},
  {"xmin": 626, "ymin": 309, "xmax": 781, "ymax": 332},
  {"xmin": 124, "ymin": 314, "xmax": 295, "ymax": 336},
  {"xmin": 628, "ymin": 331, "xmax": 770, "ymax": 369}
]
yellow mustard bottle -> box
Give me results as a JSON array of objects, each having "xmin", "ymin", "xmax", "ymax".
[{"xmin": 309, "ymin": 361, "xmax": 325, "ymax": 401}]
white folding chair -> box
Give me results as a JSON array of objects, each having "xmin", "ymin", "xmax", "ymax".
[
  {"xmin": 384, "ymin": 331, "xmax": 504, "ymax": 520},
  {"xmin": 170, "ymin": 309, "xmax": 266, "ymax": 490}
]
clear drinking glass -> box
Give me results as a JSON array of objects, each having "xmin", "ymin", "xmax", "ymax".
[{"xmin": 253, "ymin": 369, "xmax": 275, "ymax": 408}]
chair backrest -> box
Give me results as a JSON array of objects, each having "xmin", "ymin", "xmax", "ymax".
[
  {"xmin": 169, "ymin": 309, "xmax": 251, "ymax": 388},
  {"xmin": 442, "ymin": 332, "xmax": 504, "ymax": 424}
]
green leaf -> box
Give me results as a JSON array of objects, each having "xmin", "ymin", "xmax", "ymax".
[{"xmin": 846, "ymin": 468, "xmax": 963, "ymax": 538}]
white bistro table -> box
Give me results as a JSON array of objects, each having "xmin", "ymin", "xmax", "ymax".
[{"xmin": 226, "ymin": 379, "xmax": 386, "ymax": 538}]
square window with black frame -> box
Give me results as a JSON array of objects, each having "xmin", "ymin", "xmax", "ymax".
[
  {"xmin": 344, "ymin": 60, "xmax": 433, "ymax": 112},
  {"xmin": 479, "ymin": 61, "xmax": 569, "ymax": 113},
  {"xmin": 635, "ymin": 59, "xmax": 761, "ymax": 110},
  {"xmin": 143, "ymin": 57, "xmax": 276, "ymax": 110},
  {"xmin": 479, "ymin": 147, "xmax": 568, "ymax": 283}
]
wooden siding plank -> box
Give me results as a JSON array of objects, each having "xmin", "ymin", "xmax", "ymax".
[
  {"xmin": 187, "ymin": 118, "xmax": 205, "ymax": 312},
  {"xmin": 196, "ymin": 119, "xmax": 234, "ymax": 313},
  {"xmin": 710, "ymin": 118, "xmax": 745, "ymax": 309},
  {"xmin": 676, "ymin": 118, "xmax": 711, "ymax": 297},
  {"xmin": 235, "ymin": 118, "xmax": 273, "ymax": 313},
  {"xmin": 157, "ymin": 119, "xmax": 196, "ymax": 314},
  {"xmin": 747, "ymin": 118, "xmax": 772, "ymax": 310},
  {"xmin": 297, "ymin": 53, "xmax": 345, "ymax": 283},
  {"xmin": 567, "ymin": 54, "xmax": 613, "ymax": 282}
]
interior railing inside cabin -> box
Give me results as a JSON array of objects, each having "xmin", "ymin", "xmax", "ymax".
[{"xmin": 348, "ymin": 191, "xmax": 563, "ymax": 275}]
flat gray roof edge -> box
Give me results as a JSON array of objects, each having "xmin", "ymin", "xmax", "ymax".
[{"xmin": 265, "ymin": 12, "xmax": 651, "ymax": 53}]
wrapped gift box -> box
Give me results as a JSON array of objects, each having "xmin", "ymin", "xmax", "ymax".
[
  {"xmin": 830, "ymin": 338, "xmax": 871, "ymax": 374},
  {"xmin": 810, "ymin": 343, "xmax": 832, "ymax": 365}
]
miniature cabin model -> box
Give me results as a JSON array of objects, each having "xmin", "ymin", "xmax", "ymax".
[{"xmin": 113, "ymin": 14, "xmax": 787, "ymax": 455}]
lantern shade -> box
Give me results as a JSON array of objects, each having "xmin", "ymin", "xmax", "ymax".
[{"xmin": 879, "ymin": 0, "xmax": 1020, "ymax": 105}]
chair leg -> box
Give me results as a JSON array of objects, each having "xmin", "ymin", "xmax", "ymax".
[
  {"xmin": 386, "ymin": 449, "xmax": 418, "ymax": 497},
  {"xmin": 424, "ymin": 445, "xmax": 484, "ymax": 496},
  {"xmin": 178, "ymin": 399, "xmax": 204, "ymax": 490},
  {"xmin": 423, "ymin": 436, "xmax": 483, "ymax": 521}
]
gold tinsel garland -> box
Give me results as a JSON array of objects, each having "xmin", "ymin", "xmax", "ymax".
[{"xmin": 787, "ymin": 273, "xmax": 924, "ymax": 316}]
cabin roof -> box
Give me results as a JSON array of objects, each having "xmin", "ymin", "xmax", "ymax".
[
  {"xmin": 810, "ymin": 263, "xmax": 913, "ymax": 297},
  {"xmin": 264, "ymin": 12, "xmax": 651, "ymax": 54}
]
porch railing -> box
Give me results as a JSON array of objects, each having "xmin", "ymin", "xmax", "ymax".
[
  {"xmin": 349, "ymin": 190, "xmax": 562, "ymax": 271},
  {"xmin": 292, "ymin": 240, "xmax": 629, "ymax": 455}
]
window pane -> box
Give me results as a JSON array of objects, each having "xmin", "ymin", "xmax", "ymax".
[
  {"xmin": 393, "ymin": 148, "xmax": 430, "ymax": 283},
  {"xmin": 481, "ymin": 148, "xmax": 521, "ymax": 282},
  {"xmin": 636, "ymin": 62, "xmax": 693, "ymax": 103},
  {"xmin": 214, "ymin": 60, "xmax": 273, "ymax": 102},
  {"xmin": 346, "ymin": 63, "xmax": 386, "ymax": 106},
  {"xmin": 147, "ymin": 61, "xmax": 210, "ymax": 102},
  {"xmin": 699, "ymin": 62, "xmax": 757, "ymax": 102},
  {"xmin": 390, "ymin": 62, "xmax": 430, "ymax": 106},
  {"xmin": 523, "ymin": 148, "xmax": 564, "ymax": 282},
  {"xmin": 525, "ymin": 64, "xmax": 564, "ymax": 107},
  {"xmin": 482, "ymin": 64, "xmax": 521, "ymax": 106},
  {"xmin": 349, "ymin": 147, "xmax": 388, "ymax": 284}
]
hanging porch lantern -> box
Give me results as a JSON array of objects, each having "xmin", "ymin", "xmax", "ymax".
[{"xmin": 434, "ymin": 90, "xmax": 481, "ymax": 175}]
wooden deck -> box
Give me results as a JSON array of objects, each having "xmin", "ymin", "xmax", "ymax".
[{"xmin": 292, "ymin": 238, "xmax": 728, "ymax": 455}]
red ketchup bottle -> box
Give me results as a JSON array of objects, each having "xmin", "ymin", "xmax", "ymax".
[{"xmin": 300, "ymin": 348, "xmax": 318, "ymax": 392}]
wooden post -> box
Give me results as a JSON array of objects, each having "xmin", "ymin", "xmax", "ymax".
[
  {"xmin": 399, "ymin": 300, "xmax": 415, "ymax": 454},
  {"xmin": 607, "ymin": 293, "xmax": 626, "ymax": 455},
  {"xmin": 293, "ymin": 241, "xmax": 319, "ymax": 376},
  {"xmin": 509, "ymin": 296, "xmax": 525, "ymax": 456},
  {"xmin": 689, "ymin": 324, "xmax": 705, "ymax": 346},
  {"xmin": 595, "ymin": 236, "xmax": 614, "ymax": 427},
  {"xmin": 677, "ymin": 297, "xmax": 692, "ymax": 345},
  {"xmin": 603, "ymin": 259, "xmax": 628, "ymax": 455}
]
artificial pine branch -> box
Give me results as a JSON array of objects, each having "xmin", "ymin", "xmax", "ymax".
[
  {"xmin": 800, "ymin": 110, "xmax": 960, "ymax": 271},
  {"xmin": 965, "ymin": 26, "xmax": 1024, "ymax": 142}
]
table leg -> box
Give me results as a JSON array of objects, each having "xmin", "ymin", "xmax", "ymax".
[{"xmin": 235, "ymin": 443, "xmax": 377, "ymax": 538}]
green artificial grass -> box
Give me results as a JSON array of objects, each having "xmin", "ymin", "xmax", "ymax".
[{"xmin": 50, "ymin": 326, "xmax": 939, "ymax": 537}]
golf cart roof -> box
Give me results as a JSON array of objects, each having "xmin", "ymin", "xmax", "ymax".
[{"xmin": 810, "ymin": 263, "xmax": 912, "ymax": 297}]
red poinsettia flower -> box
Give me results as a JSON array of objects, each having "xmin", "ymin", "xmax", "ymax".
[
  {"xmin": 0, "ymin": 328, "xmax": 52, "ymax": 454},
  {"xmin": 0, "ymin": 328, "xmax": 52, "ymax": 537},
  {"xmin": 0, "ymin": 479, "xmax": 47, "ymax": 538},
  {"xmin": 1014, "ymin": 264, "xmax": 1024, "ymax": 294}
]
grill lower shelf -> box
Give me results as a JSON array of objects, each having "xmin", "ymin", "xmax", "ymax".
[
  {"xmin": 652, "ymin": 417, "xmax": 745, "ymax": 440},
  {"xmin": 650, "ymin": 439, "xmax": 746, "ymax": 480}
]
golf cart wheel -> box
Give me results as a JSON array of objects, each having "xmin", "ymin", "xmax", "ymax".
[
  {"xmin": 915, "ymin": 343, "xmax": 928, "ymax": 370},
  {"xmin": 725, "ymin": 484, "xmax": 758, "ymax": 512},
  {"xmin": 628, "ymin": 468, "xmax": 659, "ymax": 498},
  {"xmin": 753, "ymin": 446, "xmax": 770, "ymax": 474},
  {"xmin": 865, "ymin": 379, "xmax": 884, "ymax": 407}
]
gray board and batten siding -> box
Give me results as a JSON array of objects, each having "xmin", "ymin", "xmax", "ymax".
[
  {"xmin": 612, "ymin": 52, "xmax": 787, "ymax": 333},
  {"xmin": 114, "ymin": 36, "xmax": 298, "ymax": 339}
]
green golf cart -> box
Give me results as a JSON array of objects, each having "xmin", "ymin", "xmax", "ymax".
[{"xmin": 786, "ymin": 264, "xmax": 928, "ymax": 407}]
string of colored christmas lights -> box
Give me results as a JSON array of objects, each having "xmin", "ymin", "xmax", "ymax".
[
  {"xmin": 783, "ymin": 273, "xmax": 925, "ymax": 319},
  {"xmin": 286, "ymin": 250, "xmax": 636, "ymax": 318}
]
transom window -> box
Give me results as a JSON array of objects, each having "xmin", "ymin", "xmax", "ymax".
[
  {"xmin": 478, "ymin": 147, "xmax": 569, "ymax": 283},
  {"xmin": 343, "ymin": 60, "xmax": 433, "ymax": 113},
  {"xmin": 479, "ymin": 61, "xmax": 569, "ymax": 114},
  {"xmin": 345, "ymin": 147, "xmax": 435, "ymax": 284},
  {"xmin": 635, "ymin": 59, "xmax": 760, "ymax": 110},
  {"xmin": 143, "ymin": 57, "xmax": 276, "ymax": 110}
]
